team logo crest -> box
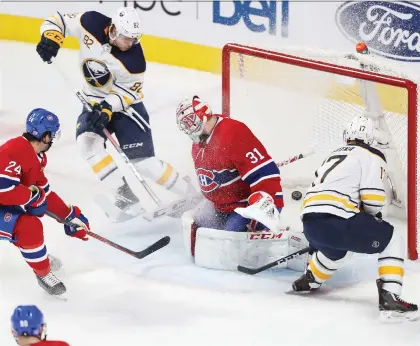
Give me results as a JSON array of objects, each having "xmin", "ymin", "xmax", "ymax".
[
  {"xmin": 82, "ymin": 59, "xmax": 112, "ymax": 88},
  {"xmin": 4, "ymin": 213, "xmax": 12, "ymax": 222},
  {"xmin": 196, "ymin": 168, "xmax": 220, "ymax": 193}
]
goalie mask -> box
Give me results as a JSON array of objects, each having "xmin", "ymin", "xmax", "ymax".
[
  {"xmin": 343, "ymin": 115, "xmax": 374, "ymax": 145},
  {"xmin": 176, "ymin": 96, "xmax": 212, "ymax": 143}
]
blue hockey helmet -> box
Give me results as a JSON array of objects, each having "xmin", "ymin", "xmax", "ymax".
[
  {"xmin": 11, "ymin": 305, "xmax": 47, "ymax": 340},
  {"xmin": 26, "ymin": 108, "xmax": 61, "ymax": 141}
]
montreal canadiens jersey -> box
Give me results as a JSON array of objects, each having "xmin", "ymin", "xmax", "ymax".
[
  {"xmin": 302, "ymin": 142, "xmax": 387, "ymax": 219},
  {"xmin": 37, "ymin": 341, "xmax": 70, "ymax": 346},
  {"xmin": 192, "ymin": 116, "xmax": 283, "ymax": 213},
  {"xmin": 40, "ymin": 11, "xmax": 145, "ymax": 113},
  {"xmin": 0, "ymin": 136, "xmax": 72, "ymax": 222}
]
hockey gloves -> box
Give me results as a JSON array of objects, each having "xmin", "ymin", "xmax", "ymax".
[
  {"xmin": 88, "ymin": 101, "xmax": 113, "ymax": 131},
  {"xmin": 63, "ymin": 206, "xmax": 89, "ymax": 241},
  {"xmin": 26, "ymin": 186, "xmax": 48, "ymax": 217},
  {"xmin": 36, "ymin": 30, "xmax": 64, "ymax": 63}
]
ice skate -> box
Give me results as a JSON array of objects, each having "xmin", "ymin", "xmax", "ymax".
[
  {"xmin": 377, "ymin": 279, "xmax": 418, "ymax": 322},
  {"xmin": 36, "ymin": 271, "xmax": 67, "ymax": 298},
  {"xmin": 115, "ymin": 177, "xmax": 140, "ymax": 212},
  {"xmin": 292, "ymin": 269, "xmax": 321, "ymax": 292}
]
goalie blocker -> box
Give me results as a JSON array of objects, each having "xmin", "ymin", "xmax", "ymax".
[{"xmin": 181, "ymin": 207, "xmax": 309, "ymax": 272}]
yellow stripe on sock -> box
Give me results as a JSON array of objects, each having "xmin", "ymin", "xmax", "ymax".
[
  {"xmin": 92, "ymin": 154, "xmax": 114, "ymax": 174},
  {"xmin": 309, "ymin": 259, "xmax": 332, "ymax": 282},
  {"xmin": 379, "ymin": 266, "xmax": 405, "ymax": 276},
  {"xmin": 156, "ymin": 164, "xmax": 174, "ymax": 185}
]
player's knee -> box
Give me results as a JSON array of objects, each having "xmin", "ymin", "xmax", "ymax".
[
  {"xmin": 14, "ymin": 215, "xmax": 44, "ymax": 248},
  {"xmin": 76, "ymin": 132, "xmax": 106, "ymax": 159}
]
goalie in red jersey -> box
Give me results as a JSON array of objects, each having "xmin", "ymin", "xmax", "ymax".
[
  {"xmin": 11, "ymin": 305, "xmax": 69, "ymax": 345},
  {"xmin": 0, "ymin": 108, "xmax": 89, "ymax": 297},
  {"xmin": 176, "ymin": 96, "xmax": 309, "ymax": 272}
]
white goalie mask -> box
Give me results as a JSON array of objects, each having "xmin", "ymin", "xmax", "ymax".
[
  {"xmin": 176, "ymin": 96, "xmax": 212, "ymax": 143},
  {"xmin": 110, "ymin": 7, "xmax": 142, "ymax": 43},
  {"xmin": 343, "ymin": 115, "xmax": 374, "ymax": 145}
]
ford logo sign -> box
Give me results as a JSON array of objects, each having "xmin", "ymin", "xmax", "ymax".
[{"xmin": 336, "ymin": 1, "xmax": 420, "ymax": 62}]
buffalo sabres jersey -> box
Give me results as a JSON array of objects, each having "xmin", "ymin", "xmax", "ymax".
[
  {"xmin": 40, "ymin": 11, "xmax": 145, "ymax": 112},
  {"xmin": 302, "ymin": 142, "xmax": 387, "ymax": 219},
  {"xmin": 192, "ymin": 116, "xmax": 283, "ymax": 213}
]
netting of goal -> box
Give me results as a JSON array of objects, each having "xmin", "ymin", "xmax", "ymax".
[{"xmin": 222, "ymin": 43, "xmax": 418, "ymax": 260}]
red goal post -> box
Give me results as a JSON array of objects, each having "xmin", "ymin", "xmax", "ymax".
[{"xmin": 221, "ymin": 43, "xmax": 418, "ymax": 260}]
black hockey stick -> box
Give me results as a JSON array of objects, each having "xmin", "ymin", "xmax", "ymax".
[
  {"xmin": 46, "ymin": 211, "xmax": 170, "ymax": 260},
  {"xmin": 237, "ymin": 247, "xmax": 311, "ymax": 275}
]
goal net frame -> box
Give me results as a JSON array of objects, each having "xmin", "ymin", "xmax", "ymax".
[{"xmin": 221, "ymin": 43, "xmax": 418, "ymax": 260}]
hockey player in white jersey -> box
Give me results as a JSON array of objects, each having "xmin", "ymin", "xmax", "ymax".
[
  {"xmin": 36, "ymin": 7, "xmax": 194, "ymax": 220},
  {"xmin": 292, "ymin": 116, "xmax": 418, "ymax": 321}
]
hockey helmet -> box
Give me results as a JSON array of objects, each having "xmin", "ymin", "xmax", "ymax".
[
  {"xmin": 11, "ymin": 305, "xmax": 47, "ymax": 341},
  {"xmin": 26, "ymin": 108, "xmax": 61, "ymax": 141},
  {"xmin": 176, "ymin": 96, "xmax": 212, "ymax": 143},
  {"xmin": 111, "ymin": 7, "xmax": 142, "ymax": 43},
  {"xmin": 343, "ymin": 115, "xmax": 374, "ymax": 145}
]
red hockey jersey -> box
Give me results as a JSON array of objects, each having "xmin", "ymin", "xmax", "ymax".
[
  {"xmin": 36, "ymin": 341, "xmax": 70, "ymax": 346},
  {"xmin": 192, "ymin": 116, "xmax": 283, "ymax": 213},
  {"xmin": 0, "ymin": 136, "xmax": 71, "ymax": 218}
]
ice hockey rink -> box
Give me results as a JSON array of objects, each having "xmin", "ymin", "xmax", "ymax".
[{"xmin": 1, "ymin": 40, "xmax": 420, "ymax": 346}]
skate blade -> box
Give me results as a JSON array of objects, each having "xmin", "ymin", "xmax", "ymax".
[
  {"xmin": 54, "ymin": 293, "xmax": 68, "ymax": 301},
  {"xmin": 379, "ymin": 310, "xmax": 420, "ymax": 323}
]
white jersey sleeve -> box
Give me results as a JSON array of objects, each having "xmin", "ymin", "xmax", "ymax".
[
  {"xmin": 40, "ymin": 11, "xmax": 145, "ymax": 112},
  {"xmin": 359, "ymin": 147, "xmax": 387, "ymax": 215},
  {"xmin": 302, "ymin": 143, "xmax": 387, "ymax": 219},
  {"xmin": 40, "ymin": 12, "xmax": 83, "ymax": 40}
]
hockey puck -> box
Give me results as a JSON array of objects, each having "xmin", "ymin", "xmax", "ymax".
[{"xmin": 291, "ymin": 190, "xmax": 302, "ymax": 201}]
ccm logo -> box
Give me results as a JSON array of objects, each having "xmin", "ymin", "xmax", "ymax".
[
  {"xmin": 248, "ymin": 232, "xmax": 284, "ymax": 240},
  {"xmin": 122, "ymin": 143, "xmax": 143, "ymax": 149}
]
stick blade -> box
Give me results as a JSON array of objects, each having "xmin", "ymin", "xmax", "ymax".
[
  {"xmin": 134, "ymin": 236, "xmax": 171, "ymax": 259},
  {"xmin": 237, "ymin": 265, "xmax": 260, "ymax": 275}
]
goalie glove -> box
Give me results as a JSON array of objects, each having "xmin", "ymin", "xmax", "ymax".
[{"xmin": 235, "ymin": 191, "xmax": 282, "ymax": 231}]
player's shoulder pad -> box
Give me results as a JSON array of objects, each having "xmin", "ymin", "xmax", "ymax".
[
  {"xmin": 80, "ymin": 11, "xmax": 112, "ymax": 44},
  {"xmin": 353, "ymin": 142, "xmax": 386, "ymax": 163},
  {"xmin": 111, "ymin": 43, "xmax": 146, "ymax": 74}
]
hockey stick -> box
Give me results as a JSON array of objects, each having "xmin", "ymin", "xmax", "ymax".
[
  {"xmin": 237, "ymin": 247, "xmax": 310, "ymax": 275},
  {"xmin": 46, "ymin": 211, "xmax": 170, "ymax": 259},
  {"xmin": 276, "ymin": 150, "xmax": 315, "ymax": 168}
]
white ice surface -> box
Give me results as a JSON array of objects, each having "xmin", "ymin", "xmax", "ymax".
[{"xmin": 0, "ymin": 41, "xmax": 420, "ymax": 346}]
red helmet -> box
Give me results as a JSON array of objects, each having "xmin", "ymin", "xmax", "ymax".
[{"xmin": 176, "ymin": 96, "xmax": 212, "ymax": 143}]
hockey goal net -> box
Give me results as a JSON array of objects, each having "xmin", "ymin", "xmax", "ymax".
[{"xmin": 222, "ymin": 43, "xmax": 419, "ymax": 260}]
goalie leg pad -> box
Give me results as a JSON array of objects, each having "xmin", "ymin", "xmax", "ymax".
[
  {"xmin": 182, "ymin": 211, "xmax": 290, "ymax": 271},
  {"xmin": 287, "ymin": 231, "xmax": 310, "ymax": 272}
]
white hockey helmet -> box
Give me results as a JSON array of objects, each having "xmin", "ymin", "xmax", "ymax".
[
  {"xmin": 176, "ymin": 96, "xmax": 212, "ymax": 143},
  {"xmin": 111, "ymin": 7, "xmax": 142, "ymax": 42},
  {"xmin": 343, "ymin": 115, "xmax": 375, "ymax": 145}
]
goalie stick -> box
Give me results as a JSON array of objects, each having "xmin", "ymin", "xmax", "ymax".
[
  {"xmin": 276, "ymin": 150, "xmax": 314, "ymax": 167},
  {"xmin": 46, "ymin": 211, "xmax": 170, "ymax": 259},
  {"xmin": 237, "ymin": 247, "xmax": 311, "ymax": 275}
]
